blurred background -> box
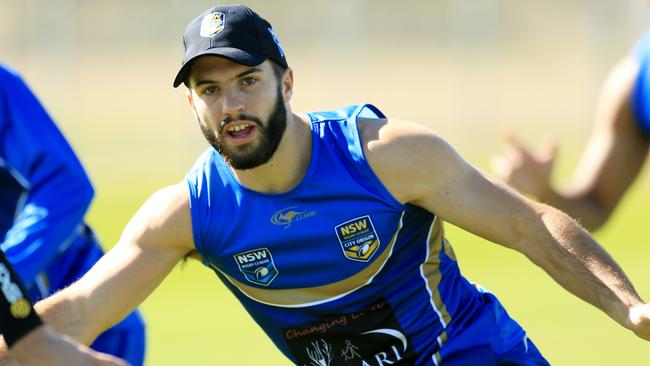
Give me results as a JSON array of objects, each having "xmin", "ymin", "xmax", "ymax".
[{"xmin": 2, "ymin": 0, "xmax": 650, "ymax": 364}]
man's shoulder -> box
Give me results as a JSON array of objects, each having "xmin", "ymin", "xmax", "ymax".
[
  {"xmin": 358, "ymin": 118, "xmax": 454, "ymax": 203},
  {"xmin": 124, "ymin": 182, "xmax": 192, "ymax": 247},
  {"xmin": 358, "ymin": 118, "xmax": 450, "ymax": 160},
  {"xmin": 145, "ymin": 183, "xmax": 190, "ymax": 215}
]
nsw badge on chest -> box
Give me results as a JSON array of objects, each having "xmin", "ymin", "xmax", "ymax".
[
  {"xmin": 233, "ymin": 248, "xmax": 279, "ymax": 286},
  {"xmin": 335, "ymin": 215, "xmax": 381, "ymax": 262}
]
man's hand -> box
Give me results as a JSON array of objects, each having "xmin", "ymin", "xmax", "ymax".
[
  {"xmin": 629, "ymin": 303, "xmax": 650, "ymax": 341},
  {"xmin": 491, "ymin": 135, "xmax": 557, "ymax": 199},
  {"xmin": 9, "ymin": 325, "xmax": 128, "ymax": 366}
]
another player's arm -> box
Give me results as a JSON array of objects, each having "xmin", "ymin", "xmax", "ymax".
[
  {"xmin": 361, "ymin": 118, "xmax": 650, "ymax": 340},
  {"xmin": 493, "ymin": 56, "xmax": 649, "ymax": 231},
  {"xmin": 17, "ymin": 183, "xmax": 193, "ymax": 345},
  {"xmin": 559, "ymin": 55, "xmax": 649, "ymax": 229}
]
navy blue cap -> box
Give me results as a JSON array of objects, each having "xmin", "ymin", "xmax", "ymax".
[{"xmin": 173, "ymin": 4, "xmax": 288, "ymax": 87}]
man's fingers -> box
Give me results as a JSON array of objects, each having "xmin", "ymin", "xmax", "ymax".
[
  {"xmin": 504, "ymin": 133, "xmax": 558, "ymax": 163},
  {"xmin": 504, "ymin": 133, "xmax": 537, "ymax": 159},
  {"xmin": 504, "ymin": 133, "xmax": 523, "ymax": 148}
]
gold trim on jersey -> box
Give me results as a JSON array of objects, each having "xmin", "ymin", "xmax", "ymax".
[
  {"xmin": 421, "ymin": 216, "xmax": 454, "ymax": 363},
  {"xmin": 214, "ymin": 213, "xmax": 405, "ymax": 308}
]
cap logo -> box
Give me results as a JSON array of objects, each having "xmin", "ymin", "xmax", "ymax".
[
  {"xmin": 267, "ymin": 28, "xmax": 284, "ymax": 57},
  {"xmin": 200, "ymin": 12, "xmax": 225, "ymax": 37}
]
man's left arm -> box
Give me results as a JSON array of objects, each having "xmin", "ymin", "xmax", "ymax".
[{"xmin": 362, "ymin": 118, "xmax": 650, "ymax": 340}]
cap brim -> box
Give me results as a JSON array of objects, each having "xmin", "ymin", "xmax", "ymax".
[{"xmin": 173, "ymin": 48, "xmax": 266, "ymax": 87}]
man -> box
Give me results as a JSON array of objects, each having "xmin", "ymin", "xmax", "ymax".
[
  {"xmin": 14, "ymin": 5, "xmax": 650, "ymax": 366},
  {"xmin": 0, "ymin": 249, "xmax": 127, "ymax": 366},
  {"xmin": 491, "ymin": 31, "xmax": 650, "ymax": 231},
  {"xmin": 0, "ymin": 64, "xmax": 146, "ymax": 365}
]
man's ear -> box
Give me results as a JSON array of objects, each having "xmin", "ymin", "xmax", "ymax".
[
  {"xmin": 186, "ymin": 88, "xmax": 194, "ymax": 108},
  {"xmin": 282, "ymin": 67, "xmax": 294, "ymax": 102}
]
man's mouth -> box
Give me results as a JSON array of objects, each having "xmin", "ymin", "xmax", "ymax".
[{"xmin": 223, "ymin": 120, "xmax": 257, "ymax": 142}]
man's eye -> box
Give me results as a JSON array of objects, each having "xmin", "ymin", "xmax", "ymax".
[
  {"xmin": 203, "ymin": 86, "xmax": 218, "ymax": 95},
  {"xmin": 242, "ymin": 77, "xmax": 258, "ymax": 86}
]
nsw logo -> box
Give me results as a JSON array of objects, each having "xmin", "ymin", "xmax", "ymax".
[
  {"xmin": 335, "ymin": 215, "xmax": 380, "ymax": 262},
  {"xmin": 234, "ymin": 248, "xmax": 279, "ymax": 286},
  {"xmin": 200, "ymin": 12, "xmax": 225, "ymax": 37},
  {"xmin": 271, "ymin": 206, "xmax": 316, "ymax": 229}
]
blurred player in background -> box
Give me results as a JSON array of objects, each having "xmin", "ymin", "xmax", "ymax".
[
  {"xmin": 8, "ymin": 5, "xmax": 650, "ymax": 366},
  {"xmin": 492, "ymin": 32, "xmax": 650, "ymax": 231},
  {"xmin": 0, "ymin": 63, "xmax": 146, "ymax": 365}
]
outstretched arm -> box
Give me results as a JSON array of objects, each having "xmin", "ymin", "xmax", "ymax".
[
  {"xmin": 491, "ymin": 56, "xmax": 649, "ymax": 231},
  {"xmin": 9, "ymin": 183, "xmax": 194, "ymax": 348},
  {"xmin": 362, "ymin": 118, "xmax": 650, "ymax": 340}
]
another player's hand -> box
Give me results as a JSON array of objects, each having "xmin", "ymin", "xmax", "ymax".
[
  {"xmin": 491, "ymin": 135, "xmax": 557, "ymax": 199},
  {"xmin": 10, "ymin": 326, "xmax": 129, "ymax": 366},
  {"xmin": 629, "ymin": 303, "xmax": 650, "ymax": 341}
]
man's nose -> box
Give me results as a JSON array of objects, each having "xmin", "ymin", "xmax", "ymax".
[{"xmin": 222, "ymin": 88, "xmax": 245, "ymax": 116}]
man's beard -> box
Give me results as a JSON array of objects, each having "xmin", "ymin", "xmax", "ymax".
[{"xmin": 200, "ymin": 87, "xmax": 287, "ymax": 170}]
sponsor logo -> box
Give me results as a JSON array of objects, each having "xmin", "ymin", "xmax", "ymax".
[
  {"xmin": 234, "ymin": 248, "xmax": 278, "ymax": 286},
  {"xmin": 335, "ymin": 215, "xmax": 380, "ymax": 262},
  {"xmin": 200, "ymin": 12, "xmax": 225, "ymax": 37},
  {"xmin": 305, "ymin": 339, "xmax": 333, "ymax": 366},
  {"xmin": 284, "ymin": 300, "xmax": 414, "ymax": 366},
  {"xmin": 301, "ymin": 333, "xmax": 405, "ymax": 366},
  {"xmin": 358, "ymin": 329, "xmax": 407, "ymax": 365},
  {"xmin": 271, "ymin": 206, "xmax": 316, "ymax": 229},
  {"xmin": 0, "ymin": 263, "xmax": 31, "ymax": 319}
]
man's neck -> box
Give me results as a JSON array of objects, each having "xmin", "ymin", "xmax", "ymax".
[{"xmin": 230, "ymin": 111, "xmax": 311, "ymax": 194}]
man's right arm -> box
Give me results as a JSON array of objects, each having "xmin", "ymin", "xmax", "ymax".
[
  {"xmin": 492, "ymin": 56, "xmax": 649, "ymax": 231},
  {"xmin": 26, "ymin": 182, "xmax": 193, "ymax": 344},
  {"xmin": 362, "ymin": 117, "xmax": 650, "ymax": 341},
  {"xmin": 0, "ymin": 236, "xmax": 126, "ymax": 366}
]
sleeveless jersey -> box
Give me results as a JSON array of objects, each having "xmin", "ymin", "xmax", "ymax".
[{"xmin": 186, "ymin": 104, "xmax": 532, "ymax": 365}]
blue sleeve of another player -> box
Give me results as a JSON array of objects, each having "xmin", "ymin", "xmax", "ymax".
[
  {"xmin": 0, "ymin": 65, "xmax": 94, "ymax": 284},
  {"xmin": 631, "ymin": 31, "xmax": 650, "ymax": 135}
]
